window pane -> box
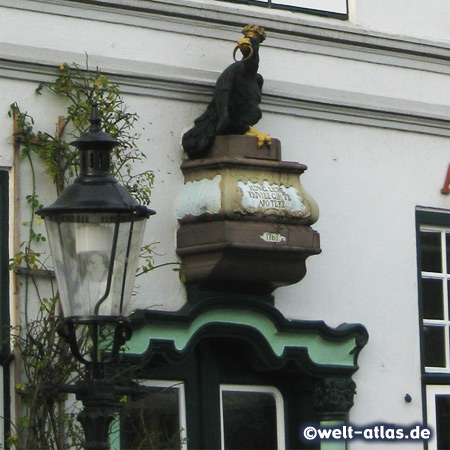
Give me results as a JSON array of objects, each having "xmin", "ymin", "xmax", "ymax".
[
  {"xmin": 423, "ymin": 326, "xmax": 446, "ymax": 368},
  {"xmin": 446, "ymin": 234, "xmax": 450, "ymax": 274},
  {"xmin": 420, "ymin": 231, "xmax": 442, "ymax": 273},
  {"xmin": 448, "ymin": 282, "xmax": 450, "ymax": 320},
  {"xmin": 121, "ymin": 386, "xmax": 182, "ymax": 450},
  {"xmin": 422, "ymin": 279, "xmax": 444, "ymax": 320},
  {"xmin": 436, "ymin": 395, "xmax": 450, "ymax": 450},
  {"xmin": 222, "ymin": 391, "xmax": 278, "ymax": 449}
]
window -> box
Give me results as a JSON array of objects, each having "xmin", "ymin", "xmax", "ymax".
[
  {"xmin": 120, "ymin": 380, "xmax": 187, "ymax": 450},
  {"xmin": 417, "ymin": 209, "xmax": 450, "ymax": 450},
  {"xmin": 426, "ymin": 386, "xmax": 450, "ymax": 450},
  {"xmin": 119, "ymin": 313, "xmax": 365, "ymax": 448},
  {"xmin": 218, "ymin": 0, "xmax": 348, "ymax": 19},
  {"xmin": 418, "ymin": 227, "xmax": 450, "ymax": 372},
  {"xmin": 220, "ymin": 385, "xmax": 285, "ymax": 450}
]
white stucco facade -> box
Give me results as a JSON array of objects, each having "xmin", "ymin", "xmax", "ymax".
[{"xmin": 0, "ymin": 1, "xmax": 449, "ymax": 449}]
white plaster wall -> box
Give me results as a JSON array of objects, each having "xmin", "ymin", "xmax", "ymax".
[
  {"xmin": 120, "ymin": 95, "xmax": 188, "ymax": 311},
  {"xmin": 209, "ymin": 0, "xmax": 450, "ymax": 43},
  {"xmin": 273, "ymin": 115, "xmax": 450, "ymax": 445},
  {"xmin": 0, "ymin": 78, "xmax": 75, "ymax": 322},
  {"xmin": 0, "ymin": 77, "xmax": 188, "ymax": 312},
  {"xmin": 179, "ymin": 0, "xmax": 450, "ymax": 43},
  {"xmin": 352, "ymin": 0, "xmax": 450, "ymax": 43},
  {"xmin": 1, "ymin": 3, "xmax": 448, "ymax": 109}
]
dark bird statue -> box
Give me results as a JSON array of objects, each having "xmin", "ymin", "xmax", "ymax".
[{"xmin": 182, "ymin": 25, "xmax": 271, "ymax": 159}]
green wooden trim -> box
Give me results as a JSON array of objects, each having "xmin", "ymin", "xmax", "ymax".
[
  {"xmin": 109, "ymin": 414, "xmax": 120, "ymax": 450},
  {"xmin": 416, "ymin": 208, "xmax": 450, "ymax": 227},
  {"xmin": 0, "ymin": 171, "xmax": 11, "ymax": 448},
  {"xmin": 119, "ymin": 298, "xmax": 367, "ymax": 448},
  {"xmin": 415, "ymin": 208, "xmax": 450, "ymax": 376},
  {"xmin": 0, "ymin": 171, "xmax": 10, "ymax": 352},
  {"xmin": 127, "ymin": 298, "xmax": 368, "ymax": 375},
  {"xmin": 422, "ymin": 373, "xmax": 450, "ymax": 385},
  {"xmin": 415, "ymin": 207, "xmax": 450, "ymax": 330},
  {"xmin": 415, "ymin": 207, "xmax": 450, "ymax": 448},
  {"xmin": 115, "ymin": 298, "xmax": 368, "ymax": 450},
  {"xmin": 319, "ymin": 420, "xmax": 346, "ymax": 450},
  {"xmin": 129, "ymin": 309, "xmax": 355, "ymax": 367},
  {"xmin": 416, "ymin": 207, "xmax": 432, "ymax": 437},
  {"xmin": 415, "ymin": 209, "xmax": 427, "ymax": 375}
]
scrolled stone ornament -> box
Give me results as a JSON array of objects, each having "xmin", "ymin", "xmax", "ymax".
[{"xmin": 315, "ymin": 377, "xmax": 357, "ymax": 420}]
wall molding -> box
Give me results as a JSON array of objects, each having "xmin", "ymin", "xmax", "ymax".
[
  {"xmin": 0, "ymin": 43, "xmax": 449, "ymax": 137},
  {"xmin": 2, "ymin": 0, "xmax": 450, "ymax": 76}
]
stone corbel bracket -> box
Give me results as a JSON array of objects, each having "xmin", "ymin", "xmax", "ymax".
[{"xmin": 176, "ymin": 135, "xmax": 321, "ymax": 294}]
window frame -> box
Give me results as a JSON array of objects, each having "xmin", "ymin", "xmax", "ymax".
[
  {"xmin": 114, "ymin": 379, "xmax": 187, "ymax": 450},
  {"xmin": 0, "ymin": 171, "xmax": 9, "ymax": 449},
  {"xmin": 219, "ymin": 0, "xmax": 348, "ymax": 19},
  {"xmin": 416, "ymin": 208, "xmax": 450, "ymax": 450},
  {"xmin": 418, "ymin": 225, "xmax": 450, "ymax": 373},
  {"xmin": 425, "ymin": 385, "xmax": 450, "ymax": 450},
  {"xmin": 219, "ymin": 384, "xmax": 286, "ymax": 450}
]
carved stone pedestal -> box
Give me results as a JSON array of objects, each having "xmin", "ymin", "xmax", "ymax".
[{"xmin": 176, "ymin": 135, "xmax": 321, "ymax": 294}]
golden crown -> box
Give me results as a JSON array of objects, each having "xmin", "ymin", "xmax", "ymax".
[{"xmin": 242, "ymin": 25, "xmax": 266, "ymax": 43}]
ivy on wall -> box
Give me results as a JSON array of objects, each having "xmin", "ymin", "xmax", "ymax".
[{"xmin": 6, "ymin": 62, "xmax": 157, "ymax": 449}]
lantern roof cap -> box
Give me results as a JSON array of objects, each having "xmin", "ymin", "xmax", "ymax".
[
  {"xmin": 36, "ymin": 176, "xmax": 155, "ymax": 218},
  {"xmin": 37, "ymin": 103, "xmax": 155, "ymax": 219}
]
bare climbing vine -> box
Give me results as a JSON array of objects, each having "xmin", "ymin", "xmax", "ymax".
[{"xmin": 6, "ymin": 61, "xmax": 160, "ymax": 449}]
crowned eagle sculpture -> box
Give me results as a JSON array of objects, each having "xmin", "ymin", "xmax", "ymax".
[{"xmin": 182, "ymin": 25, "xmax": 271, "ymax": 159}]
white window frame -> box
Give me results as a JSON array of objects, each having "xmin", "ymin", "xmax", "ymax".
[
  {"xmin": 146, "ymin": 379, "xmax": 188, "ymax": 450},
  {"xmin": 266, "ymin": 0, "xmax": 347, "ymax": 15},
  {"xmin": 219, "ymin": 384, "xmax": 285, "ymax": 450},
  {"xmin": 111, "ymin": 379, "xmax": 187, "ymax": 450},
  {"xmin": 221, "ymin": 0, "xmax": 347, "ymax": 16},
  {"xmin": 420, "ymin": 225, "xmax": 450, "ymax": 373},
  {"xmin": 426, "ymin": 384, "xmax": 450, "ymax": 450}
]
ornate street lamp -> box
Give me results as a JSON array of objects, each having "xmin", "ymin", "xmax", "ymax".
[{"xmin": 37, "ymin": 104, "xmax": 155, "ymax": 450}]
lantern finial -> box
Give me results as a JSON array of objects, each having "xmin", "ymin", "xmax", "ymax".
[{"xmin": 89, "ymin": 102, "xmax": 101, "ymax": 131}]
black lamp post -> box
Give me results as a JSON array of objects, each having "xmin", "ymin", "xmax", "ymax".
[{"xmin": 37, "ymin": 104, "xmax": 155, "ymax": 450}]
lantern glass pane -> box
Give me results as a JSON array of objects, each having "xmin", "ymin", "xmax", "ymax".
[{"xmin": 45, "ymin": 213, "xmax": 146, "ymax": 319}]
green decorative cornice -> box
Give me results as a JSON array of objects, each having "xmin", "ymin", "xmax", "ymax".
[{"xmin": 125, "ymin": 297, "xmax": 368, "ymax": 376}]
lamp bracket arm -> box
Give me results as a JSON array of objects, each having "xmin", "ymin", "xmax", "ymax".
[{"xmin": 42, "ymin": 380, "xmax": 86, "ymax": 398}]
